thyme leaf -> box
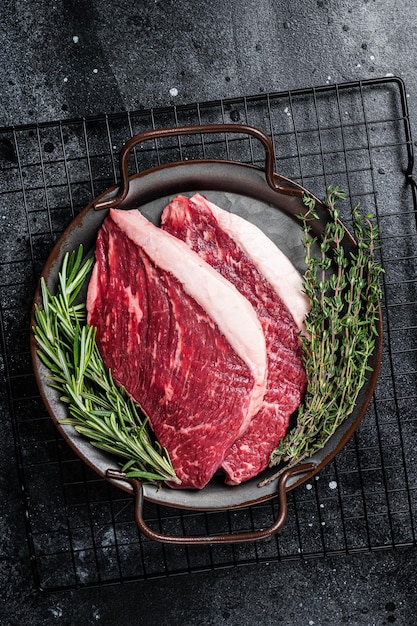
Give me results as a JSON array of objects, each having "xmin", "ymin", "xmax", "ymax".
[
  {"xmin": 262, "ymin": 185, "xmax": 383, "ymax": 483},
  {"xmin": 32, "ymin": 245, "xmax": 179, "ymax": 485}
]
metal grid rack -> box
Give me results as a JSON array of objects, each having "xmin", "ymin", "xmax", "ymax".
[{"xmin": 1, "ymin": 77, "xmax": 416, "ymax": 591}]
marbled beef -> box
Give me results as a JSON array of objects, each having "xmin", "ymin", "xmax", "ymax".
[
  {"xmin": 86, "ymin": 208, "xmax": 267, "ymax": 489},
  {"xmin": 161, "ymin": 194, "xmax": 308, "ymax": 484}
]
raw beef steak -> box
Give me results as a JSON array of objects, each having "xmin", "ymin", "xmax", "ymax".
[
  {"xmin": 161, "ymin": 194, "xmax": 308, "ymax": 484},
  {"xmin": 87, "ymin": 208, "xmax": 267, "ymax": 489}
]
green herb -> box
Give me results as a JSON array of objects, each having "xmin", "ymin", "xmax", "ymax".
[
  {"xmin": 262, "ymin": 185, "xmax": 383, "ymax": 483},
  {"xmin": 32, "ymin": 246, "xmax": 179, "ymax": 485}
]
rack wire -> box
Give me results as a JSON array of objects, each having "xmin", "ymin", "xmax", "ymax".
[{"xmin": 1, "ymin": 77, "xmax": 416, "ymax": 591}]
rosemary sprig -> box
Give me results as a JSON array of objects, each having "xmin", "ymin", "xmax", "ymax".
[
  {"xmin": 32, "ymin": 246, "xmax": 179, "ymax": 485},
  {"xmin": 263, "ymin": 185, "xmax": 383, "ymax": 482}
]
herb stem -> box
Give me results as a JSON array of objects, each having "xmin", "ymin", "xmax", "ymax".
[
  {"xmin": 260, "ymin": 186, "xmax": 383, "ymax": 485},
  {"xmin": 33, "ymin": 246, "xmax": 179, "ymax": 485}
]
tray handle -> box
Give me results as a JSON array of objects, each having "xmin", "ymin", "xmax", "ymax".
[
  {"xmin": 94, "ymin": 123, "xmax": 304, "ymax": 210},
  {"xmin": 107, "ymin": 462, "xmax": 316, "ymax": 544}
]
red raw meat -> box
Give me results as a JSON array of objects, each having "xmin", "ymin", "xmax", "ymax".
[
  {"xmin": 87, "ymin": 208, "xmax": 267, "ymax": 489},
  {"xmin": 161, "ymin": 194, "xmax": 307, "ymax": 484}
]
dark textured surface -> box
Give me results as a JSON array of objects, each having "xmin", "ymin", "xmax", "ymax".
[{"xmin": 1, "ymin": 1, "xmax": 417, "ymax": 624}]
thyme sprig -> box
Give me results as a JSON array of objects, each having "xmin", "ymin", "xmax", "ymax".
[
  {"xmin": 33, "ymin": 246, "xmax": 179, "ymax": 485},
  {"xmin": 263, "ymin": 185, "xmax": 383, "ymax": 482}
]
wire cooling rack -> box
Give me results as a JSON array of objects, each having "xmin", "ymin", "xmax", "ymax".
[{"xmin": 1, "ymin": 77, "xmax": 416, "ymax": 591}]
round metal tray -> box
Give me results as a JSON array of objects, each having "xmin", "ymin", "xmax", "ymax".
[{"xmin": 31, "ymin": 124, "xmax": 383, "ymax": 543}]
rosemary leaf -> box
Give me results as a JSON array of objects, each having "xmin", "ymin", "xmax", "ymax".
[{"xmin": 33, "ymin": 245, "xmax": 178, "ymax": 485}]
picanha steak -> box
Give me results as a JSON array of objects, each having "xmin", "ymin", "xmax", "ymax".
[
  {"xmin": 161, "ymin": 194, "xmax": 308, "ymax": 484},
  {"xmin": 86, "ymin": 208, "xmax": 267, "ymax": 489}
]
